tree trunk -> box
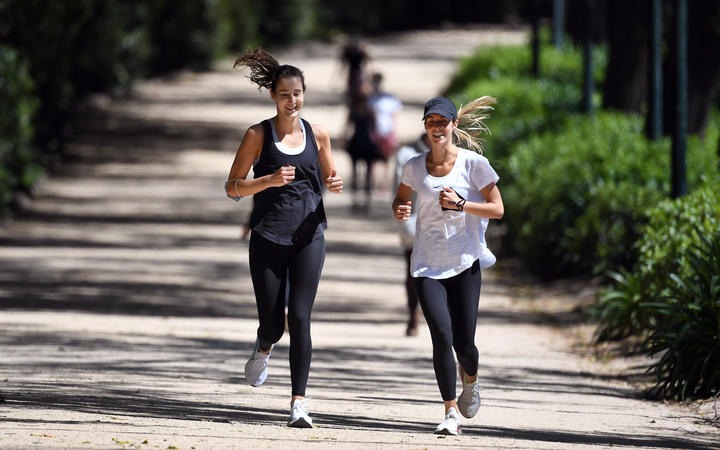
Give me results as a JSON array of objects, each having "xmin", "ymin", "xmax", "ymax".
[
  {"xmin": 602, "ymin": 0, "xmax": 651, "ymax": 112},
  {"xmin": 663, "ymin": 0, "xmax": 720, "ymax": 135}
]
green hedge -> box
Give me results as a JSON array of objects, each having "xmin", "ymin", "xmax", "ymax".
[
  {"xmin": 591, "ymin": 186, "xmax": 720, "ymax": 399},
  {"xmin": 592, "ymin": 185, "xmax": 720, "ymax": 340},
  {"xmin": 502, "ymin": 113, "xmax": 665, "ymax": 276},
  {"xmin": 502, "ymin": 112, "xmax": 720, "ymax": 278},
  {"xmin": 0, "ymin": 45, "xmax": 40, "ymax": 212},
  {"xmin": 645, "ymin": 229, "xmax": 720, "ymax": 400},
  {"xmin": 444, "ymin": 43, "xmax": 607, "ymax": 95}
]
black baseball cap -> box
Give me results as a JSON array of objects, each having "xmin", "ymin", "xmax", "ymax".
[{"xmin": 423, "ymin": 97, "xmax": 457, "ymax": 121}]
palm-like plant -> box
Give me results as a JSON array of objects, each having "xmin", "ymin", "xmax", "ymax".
[{"xmin": 644, "ymin": 231, "xmax": 720, "ymax": 399}]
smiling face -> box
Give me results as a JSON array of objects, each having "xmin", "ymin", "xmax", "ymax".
[
  {"xmin": 424, "ymin": 113, "xmax": 457, "ymax": 145},
  {"xmin": 271, "ymin": 76, "xmax": 305, "ymax": 118}
]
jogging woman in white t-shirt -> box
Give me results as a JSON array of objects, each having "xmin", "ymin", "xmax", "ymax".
[{"xmin": 391, "ymin": 96, "xmax": 504, "ymax": 435}]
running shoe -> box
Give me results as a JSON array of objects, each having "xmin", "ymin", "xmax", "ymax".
[
  {"xmin": 244, "ymin": 340, "xmax": 273, "ymax": 387},
  {"xmin": 287, "ymin": 399, "xmax": 313, "ymax": 428},
  {"xmin": 434, "ymin": 406, "xmax": 461, "ymax": 435},
  {"xmin": 456, "ymin": 365, "xmax": 482, "ymax": 418}
]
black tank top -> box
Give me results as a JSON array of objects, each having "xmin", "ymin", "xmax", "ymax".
[{"xmin": 249, "ymin": 118, "xmax": 327, "ymax": 245}]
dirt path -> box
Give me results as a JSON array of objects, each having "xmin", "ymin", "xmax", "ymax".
[{"xmin": 1, "ymin": 26, "xmax": 717, "ymax": 449}]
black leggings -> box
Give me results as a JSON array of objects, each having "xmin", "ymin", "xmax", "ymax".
[
  {"xmin": 404, "ymin": 249, "xmax": 419, "ymax": 312},
  {"xmin": 249, "ymin": 233, "xmax": 326, "ymax": 397},
  {"xmin": 414, "ymin": 260, "xmax": 482, "ymax": 401}
]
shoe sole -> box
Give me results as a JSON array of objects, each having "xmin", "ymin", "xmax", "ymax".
[
  {"xmin": 245, "ymin": 370, "xmax": 267, "ymax": 387},
  {"xmin": 288, "ymin": 417, "xmax": 313, "ymax": 428}
]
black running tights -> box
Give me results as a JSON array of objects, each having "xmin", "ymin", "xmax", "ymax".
[
  {"xmin": 404, "ymin": 249, "xmax": 419, "ymax": 312},
  {"xmin": 414, "ymin": 260, "xmax": 482, "ymax": 401},
  {"xmin": 249, "ymin": 233, "xmax": 325, "ymax": 397}
]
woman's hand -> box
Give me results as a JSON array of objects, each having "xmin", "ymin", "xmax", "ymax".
[
  {"xmin": 268, "ymin": 164, "xmax": 295, "ymax": 187},
  {"xmin": 325, "ymin": 169, "xmax": 343, "ymax": 193},
  {"xmin": 439, "ymin": 186, "xmax": 462, "ymax": 210},
  {"xmin": 394, "ymin": 201, "xmax": 412, "ymax": 221}
]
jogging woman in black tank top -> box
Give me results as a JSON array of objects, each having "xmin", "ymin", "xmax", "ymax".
[{"xmin": 225, "ymin": 48, "xmax": 343, "ymax": 428}]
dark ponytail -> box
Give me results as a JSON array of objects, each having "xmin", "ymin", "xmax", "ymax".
[{"xmin": 234, "ymin": 47, "xmax": 306, "ymax": 92}]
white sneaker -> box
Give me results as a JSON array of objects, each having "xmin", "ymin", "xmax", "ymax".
[
  {"xmin": 457, "ymin": 365, "xmax": 482, "ymax": 418},
  {"xmin": 434, "ymin": 406, "xmax": 461, "ymax": 435},
  {"xmin": 288, "ymin": 399, "xmax": 313, "ymax": 428},
  {"xmin": 244, "ymin": 341, "xmax": 273, "ymax": 387}
]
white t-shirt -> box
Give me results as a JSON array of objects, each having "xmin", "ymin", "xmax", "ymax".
[
  {"xmin": 401, "ymin": 148, "xmax": 500, "ymax": 279},
  {"xmin": 369, "ymin": 93, "xmax": 401, "ymax": 137}
]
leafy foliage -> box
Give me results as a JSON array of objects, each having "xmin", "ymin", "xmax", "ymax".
[
  {"xmin": 645, "ymin": 231, "xmax": 720, "ymax": 399},
  {"xmin": 501, "ymin": 109, "xmax": 720, "ymax": 279},
  {"xmin": 502, "ymin": 112, "xmax": 669, "ymax": 277},
  {"xmin": 592, "ymin": 185, "xmax": 720, "ymax": 342},
  {"xmin": 0, "ymin": 45, "xmax": 40, "ymax": 213},
  {"xmin": 444, "ymin": 43, "xmax": 607, "ymax": 95},
  {"xmin": 592, "ymin": 269, "xmax": 653, "ymax": 341}
]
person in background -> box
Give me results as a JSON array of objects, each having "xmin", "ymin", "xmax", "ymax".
[
  {"xmin": 339, "ymin": 35, "xmax": 370, "ymax": 106},
  {"xmin": 393, "ymin": 133, "xmax": 430, "ymax": 336},
  {"xmin": 392, "ymin": 95, "xmax": 503, "ymax": 435},
  {"xmin": 226, "ymin": 47, "xmax": 343, "ymax": 429},
  {"xmin": 345, "ymin": 77, "xmax": 382, "ymax": 213},
  {"xmin": 368, "ymin": 72, "xmax": 402, "ymax": 161}
]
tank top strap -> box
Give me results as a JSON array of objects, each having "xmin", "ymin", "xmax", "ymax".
[
  {"xmin": 258, "ymin": 119, "xmax": 272, "ymax": 162},
  {"xmin": 300, "ymin": 119, "xmax": 319, "ymax": 154}
]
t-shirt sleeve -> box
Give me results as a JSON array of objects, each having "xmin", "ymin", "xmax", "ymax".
[
  {"xmin": 470, "ymin": 156, "xmax": 500, "ymax": 190},
  {"xmin": 400, "ymin": 157, "xmax": 416, "ymax": 190}
]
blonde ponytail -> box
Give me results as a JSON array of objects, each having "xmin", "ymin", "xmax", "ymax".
[{"xmin": 453, "ymin": 96, "xmax": 497, "ymax": 154}]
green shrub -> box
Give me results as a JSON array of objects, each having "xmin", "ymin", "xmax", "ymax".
[
  {"xmin": 591, "ymin": 268, "xmax": 652, "ymax": 341},
  {"xmin": 636, "ymin": 186, "xmax": 720, "ymax": 287},
  {"xmin": 503, "ymin": 112, "xmax": 668, "ymax": 277},
  {"xmin": 645, "ymin": 230, "xmax": 720, "ymax": 399},
  {"xmin": 592, "ymin": 185, "xmax": 720, "ymax": 341},
  {"xmin": 0, "ymin": 45, "xmax": 40, "ymax": 212},
  {"xmin": 686, "ymin": 112, "xmax": 720, "ymax": 187},
  {"xmin": 444, "ymin": 43, "xmax": 607, "ymax": 95},
  {"xmin": 211, "ymin": 0, "xmax": 265, "ymax": 53},
  {"xmin": 504, "ymin": 109, "xmax": 720, "ymax": 279}
]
